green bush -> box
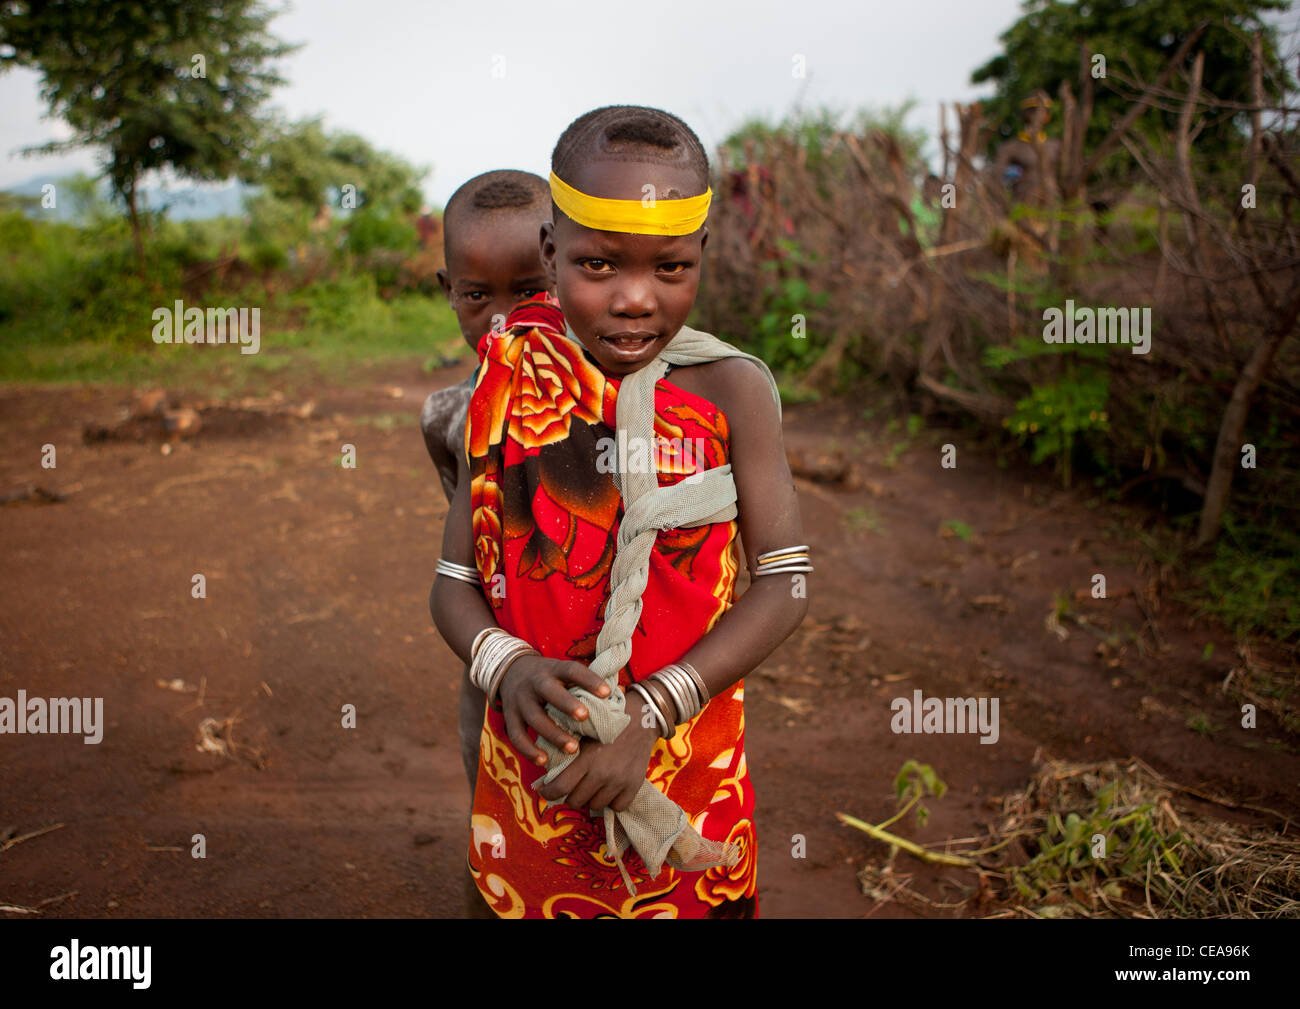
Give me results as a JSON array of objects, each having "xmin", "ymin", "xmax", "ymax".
[
  {"xmin": 344, "ymin": 207, "xmax": 417, "ymax": 257},
  {"xmin": 0, "ymin": 205, "xmax": 460, "ymax": 385}
]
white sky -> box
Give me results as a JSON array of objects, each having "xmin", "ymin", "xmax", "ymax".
[{"xmin": 1, "ymin": 0, "xmax": 1293, "ymax": 205}]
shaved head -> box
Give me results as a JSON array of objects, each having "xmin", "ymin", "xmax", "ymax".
[
  {"xmin": 442, "ymin": 169, "xmax": 550, "ymax": 268},
  {"xmin": 550, "ymin": 105, "xmax": 710, "ymax": 219}
]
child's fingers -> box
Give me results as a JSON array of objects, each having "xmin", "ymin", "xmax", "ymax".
[
  {"xmin": 539, "ymin": 679, "xmax": 591, "ymax": 721},
  {"xmin": 563, "ymin": 771, "xmax": 600, "ymax": 812},
  {"xmin": 520, "ymin": 699, "xmax": 579, "ymax": 755},
  {"xmin": 610, "ymin": 784, "xmax": 638, "ymax": 813},
  {"xmin": 586, "ymin": 781, "xmax": 622, "ymax": 813},
  {"xmin": 559, "ymin": 662, "xmax": 611, "ymax": 700},
  {"xmin": 503, "ymin": 707, "xmax": 547, "ymax": 766},
  {"xmin": 536, "ymin": 761, "xmax": 584, "ymax": 803}
]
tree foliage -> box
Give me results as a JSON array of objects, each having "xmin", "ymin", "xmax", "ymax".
[
  {"xmin": 971, "ymin": 0, "xmax": 1292, "ymax": 157},
  {"xmin": 244, "ymin": 116, "xmax": 427, "ymax": 262},
  {"xmin": 251, "ymin": 116, "xmax": 427, "ymax": 215},
  {"xmin": 0, "ymin": 0, "xmax": 298, "ymax": 265}
]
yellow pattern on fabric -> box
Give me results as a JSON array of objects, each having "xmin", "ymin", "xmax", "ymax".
[{"xmin": 479, "ymin": 721, "xmax": 577, "ymax": 845}]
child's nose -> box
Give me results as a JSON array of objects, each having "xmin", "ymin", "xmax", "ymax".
[{"xmin": 608, "ymin": 277, "xmax": 656, "ymax": 318}]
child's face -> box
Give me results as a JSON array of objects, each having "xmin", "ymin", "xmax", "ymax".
[
  {"xmin": 540, "ymin": 158, "xmax": 707, "ymax": 377},
  {"xmin": 438, "ymin": 213, "xmax": 551, "ymax": 348}
]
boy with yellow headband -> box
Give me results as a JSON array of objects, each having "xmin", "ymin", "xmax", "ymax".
[{"xmin": 431, "ymin": 106, "xmax": 809, "ymax": 918}]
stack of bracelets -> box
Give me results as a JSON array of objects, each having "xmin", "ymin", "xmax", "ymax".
[
  {"xmin": 628, "ymin": 662, "xmax": 711, "ymax": 740},
  {"xmin": 440, "ymin": 545, "xmax": 811, "ymax": 730},
  {"xmin": 467, "ymin": 626, "xmax": 538, "ymax": 704},
  {"xmin": 752, "ymin": 544, "xmax": 813, "ymax": 576},
  {"xmin": 438, "ymin": 559, "xmax": 536, "ymax": 703}
]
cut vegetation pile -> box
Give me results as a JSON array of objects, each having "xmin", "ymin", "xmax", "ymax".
[{"xmin": 844, "ymin": 758, "xmax": 1299, "ymax": 918}]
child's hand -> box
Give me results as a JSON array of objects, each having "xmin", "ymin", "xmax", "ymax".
[
  {"xmin": 498, "ymin": 654, "xmax": 611, "ymax": 767},
  {"xmin": 535, "ymin": 716, "xmax": 661, "ymax": 813}
]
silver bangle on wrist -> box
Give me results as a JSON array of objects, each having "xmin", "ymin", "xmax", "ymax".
[
  {"xmin": 486, "ymin": 647, "xmax": 530, "ymax": 704},
  {"xmin": 644, "ymin": 661, "xmax": 709, "ymax": 727},
  {"xmin": 628, "ymin": 682, "xmax": 670, "ymax": 738},
  {"xmin": 681, "ymin": 662, "xmax": 710, "ymax": 706},
  {"xmin": 655, "ymin": 666, "xmax": 693, "ymax": 722},
  {"xmin": 470, "ymin": 627, "xmax": 494, "ymax": 662},
  {"xmin": 468, "ymin": 627, "xmax": 538, "ymax": 705},
  {"xmin": 641, "ymin": 679, "xmax": 676, "ymax": 738}
]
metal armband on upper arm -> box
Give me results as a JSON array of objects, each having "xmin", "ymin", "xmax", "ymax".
[{"xmin": 751, "ymin": 545, "xmax": 813, "ymax": 577}]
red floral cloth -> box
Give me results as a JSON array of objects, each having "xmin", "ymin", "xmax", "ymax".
[{"xmin": 463, "ymin": 294, "xmax": 757, "ymax": 918}]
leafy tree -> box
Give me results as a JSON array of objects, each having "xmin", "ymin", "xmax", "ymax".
[
  {"xmin": 0, "ymin": 189, "xmax": 40, "ymax": 215},
  {"xmin": 971, "ymin": 0, "xmax": 1292, "ymax": 159},
  {"xmin": 246, "ymin": 115, "xmax": 427, "ymax": 260},
  {"xmin": 250, "ymin": 116, "xmax": 427, "ymax": 217},
  {"xmin": 0, "ymin": 0, "xmax": 298, "ymax": 275}
]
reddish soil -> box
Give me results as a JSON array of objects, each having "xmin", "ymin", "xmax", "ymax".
[{"xmin": 1, "ymin": 362, "xmax": 1295, "ymax": 918}]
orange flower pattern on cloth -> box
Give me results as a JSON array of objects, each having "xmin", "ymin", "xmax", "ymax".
[{"xmin": 463, "ymin": 294, "xmax": 757, "ymax": 918}]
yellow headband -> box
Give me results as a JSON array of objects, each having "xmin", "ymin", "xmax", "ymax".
[{"xmin": 549, "ymin": 171, "xmax": 711, "ymax": 236}]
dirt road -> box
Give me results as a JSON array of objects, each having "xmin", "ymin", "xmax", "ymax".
[{"xmin": 1, "ymin": 362, "xmax": 1294, "ymax": 917}]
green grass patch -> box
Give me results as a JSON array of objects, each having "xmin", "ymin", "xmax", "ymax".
[
  {"xmin": 353, "ymin": 411, "xmax": 419, "ymax": 433},
  {"xmin": 0, "ymin": 279, "xmax": 464, "ymax": 392},
  {"xmin": 0, "ymin": 209, "xmax": 465, "ymax": 391},
  {"xmin": 845, "ymin": 505, "xmax": 884, "ymax": 534},
  {"xmin": 1185, "ymin": 516, "xmax": 1300, "ymax": 646}
]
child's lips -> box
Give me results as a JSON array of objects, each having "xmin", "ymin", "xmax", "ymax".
[{"xmin": 599, "ymin": 332, "xmax": 659, "ymax": 360}]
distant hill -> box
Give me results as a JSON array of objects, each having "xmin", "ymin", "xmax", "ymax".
[{"xmin": 2, "ymin": 172, "xmax": 257, "ymax": 221}]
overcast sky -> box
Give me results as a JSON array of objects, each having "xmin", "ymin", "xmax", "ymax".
[{"xmin": 1, "ymin": 0, "xmax": 1294, "ymax": 205}]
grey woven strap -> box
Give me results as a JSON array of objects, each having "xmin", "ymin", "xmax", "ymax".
[{"xmin": 530, "ymin": 323, "xmax": 781, "ymax": 896}]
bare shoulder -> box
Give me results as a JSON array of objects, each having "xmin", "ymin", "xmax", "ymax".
[
  {"xmin": 420, "ymin": 375, "xmax": 476, "ymax": 499},
  {"xmin": 668, "ymin": 356, "xmax": 773, "ymax": 426},
  {"xmin": 420, "ymin": 375, "xmax": 475, "ymax": 439},
  {"xmin": 712, "ymin": 356, "xmax": 773, "ymax": 410}
]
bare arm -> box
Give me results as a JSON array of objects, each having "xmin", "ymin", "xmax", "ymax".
[
  {"xmin": 429, "ymin": 438, "xmax": 610, "ymax": 766},
  {"xmin": 429, "ymin": 446, "xmax": 492, "ymax": 664},
  {"xmin": 674, "ymin": 359, "xmax": 809, "ymax": 698},
  {"xmin": 420, "ymin": 391, "xmax": 462, "ymax": 504}
]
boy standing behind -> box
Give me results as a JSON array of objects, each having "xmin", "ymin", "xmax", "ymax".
[{"xmin": 420, "ymin": 170, "xmax": 553, "ymax": 801}]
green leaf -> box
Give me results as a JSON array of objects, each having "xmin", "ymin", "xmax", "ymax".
[{"xmin": 943, "ymin": 519, "xmax": 974, "ymax": 543}]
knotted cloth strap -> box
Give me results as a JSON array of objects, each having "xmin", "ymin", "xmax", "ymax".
[{"xmin": 531, "ymin": 323, "xmax": 782, "ymax": 896}]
